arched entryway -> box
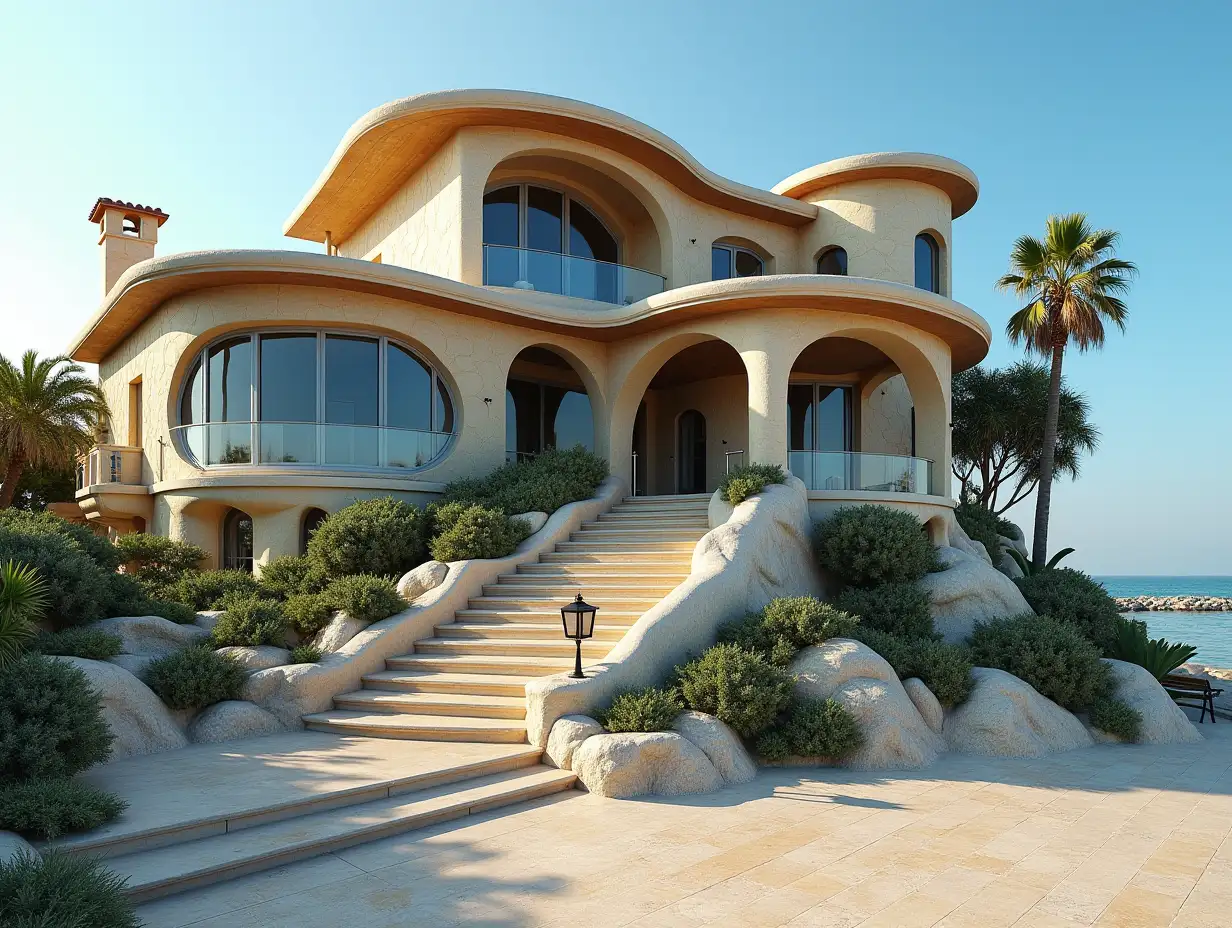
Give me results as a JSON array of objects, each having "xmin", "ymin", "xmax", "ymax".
[
  {"xmin": 222, "ymin": 507, "xmax": 254, "ymax": 572},
  {"xmin": 506, "ymin": 347, "xmax": 595, "ymax": 463},
  {"xmin": 300, "ymin": 507, "xmax": 328, "ymax": 554},
  {"xmin": 677, "ymin": 410, "xmax": 707, "ymax": 493}
]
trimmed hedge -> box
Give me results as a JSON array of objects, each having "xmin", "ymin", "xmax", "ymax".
[
  {"xmin": 968, "ymin": 614, "xmax": 1110, "ymax": 712},
  {"xmin": 719, "ymin": 597, "xmax": 858, "ymax": 667},
  {"xmin": 0, "ymin": 777, "xmax": 127, "ymax": 839},
  {"xmin": 0, "ymin": 524, "xmax": 109, "ymax": 626},
  {"xmin": 0, "ymin": 850, "xmax": 139, "ymax": 928},
  {"xmin": 815, "ymin": 505, "xmax": 938, "ymax": 589},
  {"xmin": 676, "ymin": 644, "xmax": 794, "ymax": 738},
  {"xmin": 756, "ymin": 698, "xmax": 863, "ymax": 762},
  {"xmin": 599, "ymin": 687, "xmax": 683, "ymax": 733},
  {"xmin": 144, "ymin": 646, "xmax": 245, "ymax": 711},
  {"xmin": 442, "ymin": 445, "xmax": 608, "ymax": 515},
  {"xmin": 32, "ymin": 628, "xmax": 122, "ymax": 661},
  {"xmin": 850, "ymin": 627, "xmax": 974, "ymax": 708},
  {"xmin": 306, "ymin": 497, "xmax": 429, "ymax": 580},
  {"xmin": 325, "ymin": 575, "xmax": 405, "ymax": 624},
  {"xmin": 429, "ymin": 502, "xmax": 530, "ymax": 562},
  {"xmin": 209, "ymin": 597, "xmax": 288, "ymax": 648},
  {"xmin": 834, "ymin": 583, "xmax": 936, "ymax": 640},
  {"xmin": 717, "ymin": 464, "xmax": 786, "ymax": 505},
  {"xmin": 1015, "ymin": 568, "xmax": 1121, "ymax": 654}
]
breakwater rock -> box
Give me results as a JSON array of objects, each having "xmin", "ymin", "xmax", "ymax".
[{"xmin": 1117, "ymin": 596, "xmax": 1232, "ymax": 612}]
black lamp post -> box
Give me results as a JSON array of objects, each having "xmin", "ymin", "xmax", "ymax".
[{"xmin": 560, "ymin": 594, "xmax": 598, "ymax": 679}]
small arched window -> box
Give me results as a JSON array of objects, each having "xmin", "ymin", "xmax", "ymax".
[
  {"xmin": 121, "ymin": 216, "xmax": 140, "ymax": 237},
  {"xmin": 816, "ymin": 247, "xmax": 848, "ymax": 276},
  {"xmin": 222, "ymin": 508, "xmax": 254, "ymax": 573},
  {"xmin": 300, "ymin": 508, "xmax": 327, "ymax": 554},
  {"xmin": 711, "ymin": 243, "xmax": 764, "ymax": 280},
  {"xmin": 914, "ymin": 233, "xmax": 941, "ymax": 293}
]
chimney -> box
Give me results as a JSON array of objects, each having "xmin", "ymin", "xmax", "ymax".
[{"xmin": 88, "ymin": 198, "xmax": 169, "ymax": 296}]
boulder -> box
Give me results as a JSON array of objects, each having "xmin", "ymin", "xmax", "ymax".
[
  {"xmin": 396, "ymin": 561, "xmax": 448, "ymax": 602},
  {"xmin": 1099, "ymin": 659, "xmax": 1201, "ymax": 744},
  {"xmin": 215, "ymin": 646, "xmax": 292, "ymax": 674},
  {"xmin": 997, "ymin": 550, "xmax": 1025, "ymax": 580},
  {"xmin": 311, "ymin": 614, "xmax": 366, "ymax": 653},
  {"xmin": 948, "ymin": 522, "xmax": 993, "ymax": 566},
  {"xmin": 93, "ymin": 615, "xmax": 209, "ymax": 657},
  {"xmin": 903, "ymin": 677, "xmax": 944, "ymax": 734},
  {"xmin": 188, "ymin": 700, "xmax": 287, "ymax": 744},
  {"xmin": 106, "ymin": 653, "xmax": 156, "ymax": 678},
  {"xmin": 510, "ymin": 512, "xmax": 548, "ymax": 536},
  {"xmin": 672, "ymin": 711, "xmax": 757, "ymax": 785},
  {"xmin": 919, "ymin": 546, "xmax": 1033, "ymax": 644},
  {"xmin": 194, "ymin": 611, "xmax": 225, "ymax": 634},
  {"xmin": 571, "ymin": 731, "xmax": 722, "ymax": 799},
  {"xmin": 790, "ymin": 640, "xmax": 942, "ymax": 769},
  {"xmin": 1000, "ymin": 523, "xmax": 1029, "ymax": 557},
  {"xmin": 54, "ymin": 657, "xmax": 188, "ymax": 760},
  {"xmin": 0, "ymin": 831, "xmax": 36, "ymax": 863},
  {"xmin": 944, "ymin": 667, "xmax": 1092, "ymax": 757},
  {"xmin": 545, "ymin": 715, "xmax": 605, "ymax": 770}
]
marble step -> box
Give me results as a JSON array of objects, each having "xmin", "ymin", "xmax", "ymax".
[
  {"xmin": 303, "ymin": 709, "xmax": 529, "ymax": 742},
  {"xmin": 413, "ymin": 637, "xmax": 610, "ymax": 659},
  {"xmin": 336, "ymin": 689, "xmax": 527, "ymax": 719},
  {"xmin": 453, "ymin": 609, "xmax": 640, "ymax": 627},
  {"xmin": 361, "ymin": 670, "xmax": 532, "ymax": 696},
  {"xmin": 384, "ymin": 653, "xmax": 583, "ymax": 675},
  {"xmin": 437, "ymin": 622, "xmax": 627, "ymax": 642},
  {"xmin": 554, "ymin": 540, "xmax": 697, "ymax": 553},
  {"xmin": 482, "ymin": 580, "xmax": 679, "ymax": 596},
  {"xmin": 468, "ymin": 595, "xmax": 660, "ymax": 611}
]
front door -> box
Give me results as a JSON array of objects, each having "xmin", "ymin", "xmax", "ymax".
[{"xmin": 677, "ymin": 409, "xmax": 706, "ymax": 493}]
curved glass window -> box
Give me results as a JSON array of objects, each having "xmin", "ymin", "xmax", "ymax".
[
  {"xmin": 816, "ymin": 247, "xmax": 848, "ymax": 276},
  {"xmin": 914, "ymin": 233, "xmax": 941, "ymax": 293},
  {"xmin": 175, "ymin": 331, "xmax": 455, "ymax": 471},
  {"xmin": 711, "ymin": 243, "xmax": 764, "ymax": 280}
]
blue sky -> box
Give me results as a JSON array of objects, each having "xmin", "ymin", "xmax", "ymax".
[{"xmin": 1, "ymin": 1, "xmax": 1228, "ymax": 575}]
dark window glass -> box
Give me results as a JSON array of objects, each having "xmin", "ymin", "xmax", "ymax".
[
  {"xmin": 734, "ymin": 249, "xmax": 764, "ymax": 278},
  {"xmin": 324, "ymin": 336, "xmax": 379, "ymax": 426},
  {"xmin": 482, "ymin": 186, "xmax": 520, "ymax": 246},
  {"xmin": 435, "ymin": 376, "xmax": 454, "ymax": 433},
  {"xmin": 223, "ymin": 508, "xmax": 254, "ymax": 572},
  {"xmin": 711, "ymin": 246, "xmax": 732, "ymax": 280},
  {"xmin": 259, "ymin": 335, "xmax": 317, "ymax": 422},
  {"xmin": 180, "ymin": 358, "xmax": 203, "ymax": 425},
  {"xmin": 548, "ymin": 388, "xmax": 594, "ymax": 451},
  {"xmin": 568, "ymin": 201, "xmax": 617, "ymax": 263},
  {"xmin": 301, "ymin": 508, "xmax": 327, "ymax": 554},
  {"xmin": 207, "ymin": 337, "xmax": 252, "ymax": 422},
  {"xmin": 787, "ymin": 384, "xmax": 815, "ymax": 451},
  {"xmin": 915, "ymin": 233, "xmax": 940, "ymax": 293},
  {"xmin": 526, "ymin": 186, "xmax": 563, "ymax": 253},
  {"xmin": 506, "ymin": 379, "xmax": 542, "ymax": 457},
  {"xmin": 386, "ymin": 343, "xmax": 432, "ymax": 432},
  {"xmin": 816, "ymin": 386, "xmax": 850, "ymax": 451},
  {"xmin": 817, "ymin": 247, "xmax": 848, "ymax": 275}
]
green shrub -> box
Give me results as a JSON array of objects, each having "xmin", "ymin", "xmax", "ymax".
[
  {"xmin": 209, "ymin": 596, "xmax": 288, "ymax": 647},
  {"xmin": 144, "ymin": 598, "xmax": 200, "ymax": 625},
  {"xmin": 306, "ymin": 497, "xmax": 429, "ymax": 580},
  {"xmin": 719, "ymin": 597, "xmax": 858, "ymax": 666},
  {"xmin": 442, "ymin": 445, "xmax": 608, "ymax": 515},
  {"xmin": 1088, "ymin": 696, "xmax": 1143, "ymax": 742},
  {"xmin": 717, "ymin": 464, "xmax": 786, "ymax": 505},
  {"xmin": 283, "ymin": 591, "xmax": 336, "ymax": 636},
  {"xmin": 953, "ymin": 499, "xmax": 1004, "ymax": 562},
  {"xmin": 599, "ymin": 687, "xmax": 683, "ymax": 733},
  {"xmin": 0, "ymin": 509, "xmax": 122, "ymax": 572},
  {"xmin": 968, "ymin": 614, "xmax": 1110, "ymax": 712},
  {"xmin": 834, "ymin": 583, "xmax": 936, "ymax": 640},
  {"xmin": 0, "ymin": 849, "xmax": 139, "ymax": 928},
  {"xmin": 171, "ymin": 569, "xmax": 260, "ymax": 610},
  {"xmin": 429, "ymin": 503, "xmax": 531, "ymax": 562},
  {"xmin": 0, "ymin": 655, "xmax": 114, "ymax": 781},
  {"xmin": 754, "ymin": 728, "xmax": 793, "ymax": 762},
  {"xmin": 0, "ymin": 560, "xmax": 46, "ymax": 669},
  {"xmin": 102, "ymin": 572, "xmax": 147, "ymax": 617},
  {"xmin": 675, "ymin": 643, "xmax": 794, "ymax": 738},
  {"xmin": 113, "ymin": 533, "xmax": 206, "ymax": 594},
  {"xmin": 850, "ymin": 627, "xmax": 974, "ymax": 707},
  {"xmin": 815, "ymin": 505, "xmax": 938, "ymax": 589},
  {"xmin": 757, "ymin": 698, "xmax": 863, "ymax": 762},
  {"xmin": 144, "ymin": 646, "xmax": 245, "ymax": 711},
  {"xmin": 290, "ymin": 644, "xmax": 322, "ymax": 664},
  {"xmin": 1107, "ymin": 617, "xmax": 1198, "ymax": 680},
  {"xmin": 1015, "ymin": 568, "xmax": 1121, "ymax": 653},
  {"xmin": 0, "ymin": 778, "xmax": 127, "ymax": 839},
  {"xmin": 33, "ymin": 628, "xmax": 122, "ymax": 661},
  {"xmin": 325, "ymin": 575, "xmax": 405, "ymax": 624},
  {"xmin": 258, "ymin": 554, "xmax": 327, "ymax": 599},
  {"xmin": 0, "ymin": 524, "xmax": 109, "ymax": 626}
]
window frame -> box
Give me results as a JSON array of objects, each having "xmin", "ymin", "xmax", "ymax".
[
  {"xmin": 711, "ymin": 242, "xmax": 765, "ymax": 280},
  {"xmin": 914, "ymin": 232, "xmax": 941, "ymax": 294},
  {"xmin": 815, "ymin": 246, "xmax": 849, "ymax": 276},
  {"xmin": 786, "ymin": 381, "xmax": 854, "ymax": 453},
  {"xmin": 482, "ymin": 182, "xmax": 621, "ymax": 263}
]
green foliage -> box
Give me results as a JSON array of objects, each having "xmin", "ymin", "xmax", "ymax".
[
  {"xmin": 0, "ymin": 849, "xmax": 139, "ymax": 928},
  {"xmin": 1107, "ymin": 617, "xmax": 1198, "ymax": 680},
  {"xmin": 0, "ymin": 523, "xmax": 108, "ymax": 626},
  {"xmin": 599, "ymin": 687, "xmax": 683, "ymax": 733},
  {"xmin": 815, "ymin": 505, "xmax": 938, "ymax": 589},
  {"xmin": 1015, "ymin": 568, "xmax": 1121, "ymax": 653},
  {"xmin": 429, "ymin": 502, "xmax": 531, "ymax": 562},
  {"xmin": 676, "ymin": 643, "xmax": 794, "ymax": 738},
  {"xmin": 290, "ymin": 643, "xmax": 322, "ymax": 664},
  {"xmin": 306, "ymin": 497, "xmax": 429, "ymax": 580},
  {"xmin": 171, "ymin": 569, "xmax": 261, "ymax": 611},
  {"xmin": 143, "ymin": 598, "xmax": 200, "ymax": 625},
  {"xmin": 756, "ymin": 698, "xmax": 863, "ymax": 762},
  {"xmin": 718, "ymin": 597, "xmax": 859, "ymax": 667},
  {"xmin": 209, "ymin": 596, "xmax": 288, "ymax": 647},
  {"xmin": 32, "ymin": 627, "xmax": 122, "ymax": 661},
  {"xmin": 1005, "ymin": 547, "xmax": 1076, "ymax": 576},
  {"xmin": 1088, "ymin": 696, "xmax": 1143, "ymax": 742},
  {"xmin": 954, "ymin": 499, "xmax": 1005, "ymax": 562},
  {"xmin": 968, "ymin": 614, "xmax": 1110, "ymax": 712},
  {"xmin": 834, "ymin": 583, "xmax": 936, "ymax": 640},
  {"xmin": 0, "ymin": 561, "xmax": 46, "ymax": 668},
  {"xmin": 0, "ymin": 509, "xmax": 122, "ymax": 572},
  {"xmin": 0, "ymin": 654, "xmax": 114, "ymax": 782},
  {"xmin": 283, "ymin": 591, "xmax": 336, "ymax": 636},
  {"xmin": 0, "ymin": 462, "xmax": 76, "ymax": 513},
  {"xmin": 0, "ymin": 777, "xmax": 127, "ymax": 839},
  {"xmin": 849, "ymin": 627, "xmax": 975, "ymax": 708},
  {"xmin": 102, "ymin": 572, "xmax": 148, "ymax": 617},
  {"xmin": 442, "ymin": 445, "xmax": 608, "ymax": 515},
  {"xmin": 258, "ymin": 554, "xmax": 326, "ymax": 599},
  {"xmin": 113, "ymin": 532, "xmax": 206, "ymax": 595},
  {"xmin": 144, "ymin": 646, "xmax": 245, "ymax": 711},
  {"xmin": 717, "ymin": 463, "xmax": 786, "ymax": 505},
  {"xmin": 325, "ymin": 574, "xmax": 406, "ymax": 624}
]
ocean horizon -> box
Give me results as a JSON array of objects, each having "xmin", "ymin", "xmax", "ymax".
[{"xmin": 1095, "ymin": 576, "xmax": 1232, "ymax": 598}]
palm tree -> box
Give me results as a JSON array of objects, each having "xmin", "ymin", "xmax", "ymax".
[
  {"xmin": 0, "ymin": 351, "xmax": 108, "ymax": 510},
  {"xmin": 997, "ymin": 214, "xmax": 1136, "ymax": 566}
]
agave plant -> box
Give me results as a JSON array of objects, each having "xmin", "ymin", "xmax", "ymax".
[
  {"xmin": 1107, "ymin": 617, "xmax": 1197, "ymax": 680},
  {"xmin": 1006, "ymin": 546, "xmax": 1075, "ymax": 576},
  {"xmin": 0, "ymin": 560, "xmax": 48, "ymax": 668}
]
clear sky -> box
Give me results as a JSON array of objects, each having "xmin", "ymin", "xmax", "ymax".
[{"xmin": 1, "ymin": 1, "xmax": 1228, "ymax": 575}]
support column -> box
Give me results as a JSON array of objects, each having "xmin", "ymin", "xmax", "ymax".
[
  {"xmin": 741, "ymin": 348, "xmax": 791, "ymax": 471},
  {"xmin": 163, "ymin": 494, "xmax": 222, "ymax": 568},
  {"xmin": 251, "ymin": 507, "xmax": 304, "ymax": 575}
]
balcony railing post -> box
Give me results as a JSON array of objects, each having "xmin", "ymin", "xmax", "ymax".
[{"xmin": 631, "ymin": 450, "xmax": 638, "ymax": 497}]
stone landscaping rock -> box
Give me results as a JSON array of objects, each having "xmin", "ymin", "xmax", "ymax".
[
  {"xmin": 545, "ymin": 714, "xmax": 604, "ymax": 770},
  {"xmin": 0, "ymin": 830, "xmax": 36, "ymax": 863},
  {"xmin": 510, "ymin": 511, "xmax": 548, "ymax": 535},
  {"xmin": 919, "ymin": 546, "xmax": 1034, "ymax": 644},
  {"xmin": 944, "ymin": 667, "xmax": 1092, "ymax": 757},
  {"xmin": 1099, "ymin": 659, "xmax": 1201, "ymax": 744},
  {"xmin": 188, "ymin": 700, "xmax": 287, "ymax": 744},
  {"xmin": 790, "ymin": 640, "xmax": 942, "ymax": 769},
  {"xmin": 571, "ymin": 731, "xmax": 722, "ymax": 799},
  {"xmin": 55, "ymin": 657, "xmax": 188, "ymax": 760},
  {"xmin": 194, "ymin": 610, "xmax": 224, "ymax": 634},
  {"xmin": 216, "ymin": 646, "xmax": 292, "ymax": 674},
  {"xmin": 311, "ymin": 614, "xmax": 366, "ymax": 653},
  {"xmin": 106, "ymin": 653, "xmax": 157, "ymax": 678},
  {"xmin": 396, "ymin": 561, "xmax": 449, "ymax": 602},
  {"xmin": 672, "ymin": 710, "xmax": 757, "ymax": 785},
  {"xmin": 996, "ymin": 550, "xmax": 1025, "ymax": 580},
  {"xmin": 903, "ymin": 677, "xmax": 944, "ymax": 734},
  {"xmin": 94, "ymin": 614, "xmax": 209, "ymax": 657}
]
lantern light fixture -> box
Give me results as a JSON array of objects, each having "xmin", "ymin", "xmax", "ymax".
[{"xmin": 560, "ymin": 594, "xmax": 598, "ymax": 679}]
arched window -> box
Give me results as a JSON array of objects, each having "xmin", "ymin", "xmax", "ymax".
[
  {"xmin": 300, "ymin": 508, "xmax": 327, "ymax": 554},
  {"xmin": 121, "ymin": 216, "xmax": 140, "ymax": 237},
  {"xmin": 914, "ymin": 233, "xmax": 941, "ymax": 293},
  {"xmin": 816, "ymin": 247, "xmax": 848, "ymax": 276},
  {"xmin": 711, "ymin": 243, "xmax": 764, "ymax": 280},
  {"xmin": 222, "ymin": 508, "xmax": 254, "ymax": 572}
]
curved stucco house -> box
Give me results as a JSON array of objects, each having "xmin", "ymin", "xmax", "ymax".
[{"xmin": 68, "ymin": 89, "xmax": 990, "ymax": 572}]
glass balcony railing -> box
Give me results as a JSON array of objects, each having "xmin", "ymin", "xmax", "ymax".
[
  {"xmin": 789, "ymin": 451, "xmax": 934, "ymax": 495},
  {"xmin": 171, "ymin": 422, "xmax": 453, "ymax": 471},
  {"xmin": 483, "ymin": 244, "xmax": 666, "ymax": 305}
]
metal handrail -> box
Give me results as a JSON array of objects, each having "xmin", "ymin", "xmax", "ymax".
[{"xmin": 724, "ymin": 450, "xmax": 744, "ymax": 474}]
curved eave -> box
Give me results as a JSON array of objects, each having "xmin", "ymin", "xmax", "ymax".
[
  {"xmin": 283, "ymin": 88, "xmax": 816, "ymax": 243},
  {"xmin": 773, "ymin": 153, "xmax": 979, "ymax": 219},
  {"xmin": 68, "ymin": 251, "xmax": 992, "ymax": 371}
]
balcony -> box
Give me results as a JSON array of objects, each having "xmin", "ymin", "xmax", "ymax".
[
  {"xmin": 76, "ymin": 444, "xmax": 143, "ymax": 490},
  {"xmin": 483, "ymin": 244, "xmax": 666, "ymax": 305},
  {"xmin": 789, "ymin": 451, "xmax": 934, "ymax": 495},
  {"xmin": 171, "ymin": 422, "xmax": 453, "ymax": 471},
  {"xmin": 74, "ymin": 444, "xmax": 151, "ymax": 529}
]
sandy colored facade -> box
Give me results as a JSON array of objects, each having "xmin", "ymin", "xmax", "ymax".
[{"xmin": 68, "ymin": 90, "xmax": 990, "ymax": 570}]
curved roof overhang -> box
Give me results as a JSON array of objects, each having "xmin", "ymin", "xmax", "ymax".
[
  {"xmin": 773, "ymin": 152, "xmax": 979, "ymax": 218},
  {"xmin": 283, "ymin": 89, "xmax": 817, "ymax": 243},
  {"xmin": 68, "ymin": 251, "xmax": 992, "ymax": 371}
]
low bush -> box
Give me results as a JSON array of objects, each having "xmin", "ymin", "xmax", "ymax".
[
  {"xmin": 290, "ymin": 643, "xmax": 322, "ymax": 664},
  {"xmin": 1107, "ymin": 617, "xmax": 1198, "ymax": 680},
  {"xmin": 0, "ymin": 849, "xmax": 139, "ymax": 928},
  {"xmin": 815, "ymin": 505, "xmax": 938, "ymax": 589},
  {"xmin": 429, "ymin": 502, "xmax": 531, "ymax": 562},
  {"xmin": 144, "ymin": 598, "xmax": 200, "ymax": 625},
  {"xmin": 0, "ymin": 655, "xmax": 114, "ymax": 781},
  {"xmin": 834, "ymin": 583, "xmax": 936, "ymax": 640},
  {"xmin": 33, "ymin": 627, "xmax": 122, "ymax": 661},
  {"xmin": 599, "ymin": 687, "xmax": 683, "ymax": 733},
  {"xmin": 0, "ymin": 523, "xmax": 109, "ymax": 626},
  {"xmin": 258, "ymin": 554, "xmax": 327, "ymax": 599},
  {"xmin": 675, "ymin": 643, "xmax": 794, "ymax": 738},
  {"xmin": 717, "ymin": 464, "xmax": 786, "ymax": 505},
  {"xmin": 209, "ymin": 596, "xmax": 288, "ymax": 647},
  {"xmin": 968, "ymin": 614, "xmax": 1110, "ymax": 712},
  {"xmin": 1014, "ymin": 568, "xmax": 1122, "ymax": 654},
  {"xmin": 306, "ymin": 497, "xmax": 429, "ymax": 580},
  {"xmin": 756, "ymin": 698, "xmax": 863, "ymax": 762},
  {"xmin": 953, "ymin": 499, "xmax": 1004, "ymax": 562},
  {"xmin": 283, "ymin": 591, "xmax": 336, "ymax": 636},
  {"xmin": 113, "ymin": 533, "xmax": 206, "ymax": 596},
  {"xmin": 442, "ymin": 445, "xmax": 608, "ymax": 515},
  {"xmin": 144, "ymin": 646, "xmax": 245, "ymax": 711},
  {"xmin": 850, "ymin": 627, "xmax": 974, "ymax": 707},
  {"xmin": 0, "ymin": 509, "xmax": 122, "ymax": 572},
  {"xmin": 719, "ymin": 597, "xmax": 858, "ymax": 666},
  {"xmin": 171, "ymin": 569, "xmax": 260, "ymax": 611},
  {"xmin": 0, "ymin": 777, "xmax": 128, "ymax": 839},
  {"xmin": 325, "ymin": 575, "xmax": 405, "ymax": 624},
  {"xmin": 101, "ymin": 572, "xmax": 199, "ymax": 624},
  {"xmin": 1088, "ymin": 696, "xmax": 1143, "ymax": 742}
]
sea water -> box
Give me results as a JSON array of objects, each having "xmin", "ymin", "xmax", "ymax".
[{"xmin": 1095, "ymin": 576, "xmax": 1232, "ymax": 669}]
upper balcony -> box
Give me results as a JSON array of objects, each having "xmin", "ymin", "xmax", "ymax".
[
  {"xmin": 76, "ymin": 443, "xmax": 143, "ymax": 490},
  {"xmin": 482, "ymin": 244, "xmax": 664, "ymax": 305},
  {"xmin": 74, "ymin": 443, "xmax": 151, "ymax": 530}
]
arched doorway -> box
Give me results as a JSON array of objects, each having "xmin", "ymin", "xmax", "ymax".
[
  {"xmin": 300, "ymin": 508, "xmax": 328, "ymax": 554},
  {"xmin": 506, "ymin": 347, "xmax": 594, "ymax": 463},
  {"xmin": 677, "ymin": 410, "xmax": 707, "ymax": 493},
  {"xmin": 222, "ymin": 507, "xmax": 254, "ymax": 572}
]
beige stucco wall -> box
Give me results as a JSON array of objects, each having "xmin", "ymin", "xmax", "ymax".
[
  {"xmin": 862, "ymin": 373, "xmax": 914, "ymax": 456},
  {"xmin": 645, "ymin": 373, "xmax": 749, "ymax": 495}
]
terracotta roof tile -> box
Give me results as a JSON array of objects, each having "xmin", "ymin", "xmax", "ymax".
[{"xmin": 88, "ymin": 197, "xmax": 170, "ymax": 226}]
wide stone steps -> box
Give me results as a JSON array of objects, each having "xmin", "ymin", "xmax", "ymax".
[
  {"xmin": 511, "ymin": 563, "xmax": 689, "ymax": 578},
  {"xmin": 334, "ymin": 689, "xmax": 527, "ymax": 719},
  {"xmin": 437, "ymin": 622, "xmax": 628, "ymax": 642},
  {"xmin": 413, "ymin": 637, "xmax": 611, "ymax": 659},
  {"xmin": 454, "ymin": 608, "xmax": 642, "ymax": 625},
  {"xmin": 385, "ymin": 653, "xmax": 585, "ymax": 675},
  {"xmin": 303, "ymin": 709, "xmax": 529, "ymax": 741},
  {"xmin": 361, "ymin": 670, "xmax": 532, "ymax": 697},
  {"xmin": 538, "ymin": 551, "xmax": 694, "ymax": 565},
  {"xmin": 468, "ymin": 595, "xmax": 663, "ymax": 611},
  {"xmin": 554, "ymin": 539, "xmax": 697, "ymax": 553},
  {"xmin": 570, "ymin": 526, "xmax": 703, "ymax": 541},
  {"xmin": 481, "ymin": 580, "xmax": 680, "ymax": 596},
  {"xmin": 593, "ymin": 514, "xmax": 709, "ymax": 527}
]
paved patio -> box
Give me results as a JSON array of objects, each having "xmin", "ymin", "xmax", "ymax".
[{"xmin": 137, "ymin": 717, "xmax": 1232, "ymax": 928}]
